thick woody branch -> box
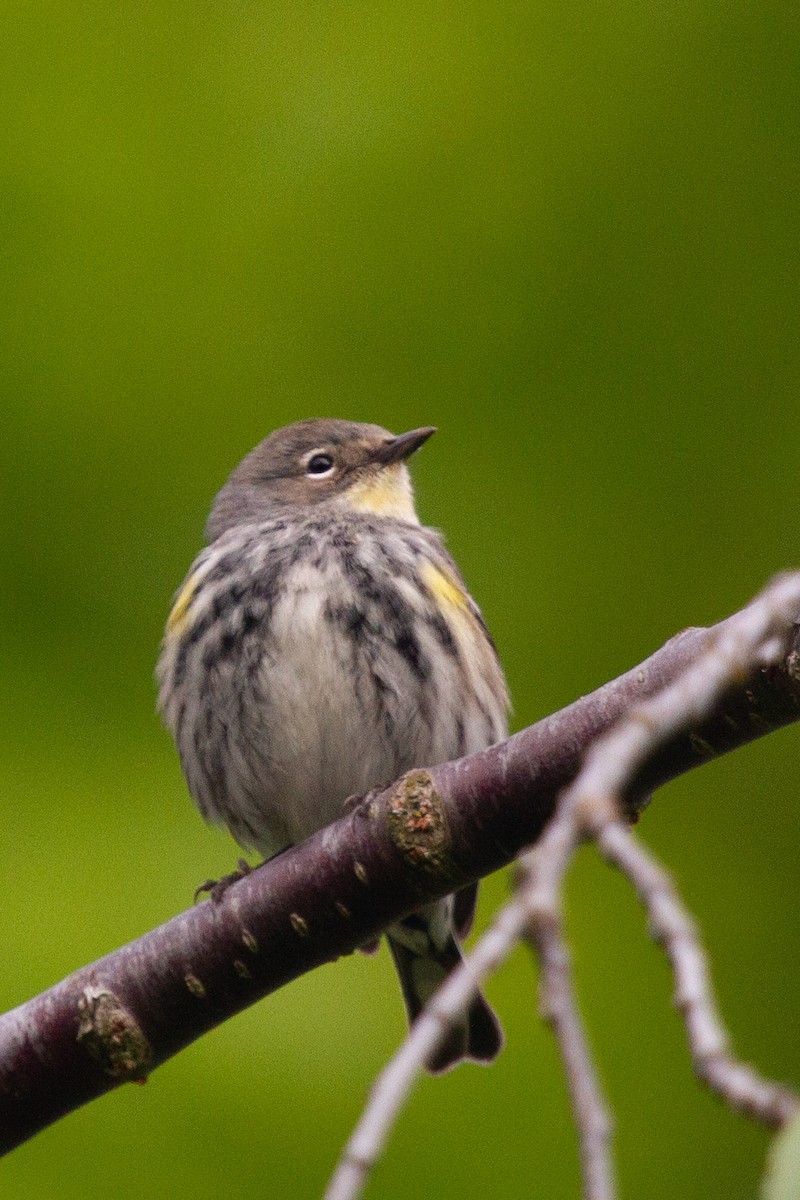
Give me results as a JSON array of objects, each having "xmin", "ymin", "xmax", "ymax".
[{"xmin": 1, "ymin": 597, "xmax": 800, "ymax": 1154}]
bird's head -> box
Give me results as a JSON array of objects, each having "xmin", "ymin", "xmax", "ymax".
[{"xmin": 206, "ymin": 419, "xmax": 436, "ymax": 540}]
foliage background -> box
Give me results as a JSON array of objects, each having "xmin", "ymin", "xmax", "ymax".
[{"xmin": 2, "ymin": 2, "xmax": 798, "ymax": 1196}]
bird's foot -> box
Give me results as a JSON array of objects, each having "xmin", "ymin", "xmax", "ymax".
[
  {"xmin": 343, "ymin": 782, "xmax": 391, "ymax": 817},
  {"xmin": 194, "ymin": 858, "xmax": 252, "ymax": 904}
]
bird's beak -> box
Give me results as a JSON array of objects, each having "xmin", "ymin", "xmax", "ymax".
[{"xmin": 374, "ymin": 426, "xmax": 437, "ymax": 466}]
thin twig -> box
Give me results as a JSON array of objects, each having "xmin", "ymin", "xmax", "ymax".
[
  {"xmin": 328, "ymin": 572, "xmax": 800, "ymax": 1200},
  {"xmin": 326, "ymin": 817, "xmax": 617, "ymax": 1200},
  {"xmin": 324, "ymin": 895, "xmax": 533, "ymax": 1200},
  {"xmin": 562, "ymin": 572, "xmax": 800, "ymax": 1126},
  {"xmin": 522, "ymin": 846, "xmax": 616, "ymax": 1200},
  {"xmin": 519, "ymin": 573, "xmax": 800, "ymax": 1193},
  {"xmin": 596, "ymin": 824, "xmax": 798, "ymax": 1127}
]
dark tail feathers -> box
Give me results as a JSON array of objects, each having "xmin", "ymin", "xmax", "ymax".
[{"xmin": 387, "ymin": 929, "xmax": 503, "ymax": 1074}]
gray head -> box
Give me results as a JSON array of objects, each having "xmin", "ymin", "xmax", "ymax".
[{"xmin": 206, "ymin": 418, "xmax": 436, "ymax": 541}]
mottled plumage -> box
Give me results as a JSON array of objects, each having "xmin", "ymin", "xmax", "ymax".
[{"xmin": 158, "ymin": 419, "xmax": 509, "ymax": 1071}]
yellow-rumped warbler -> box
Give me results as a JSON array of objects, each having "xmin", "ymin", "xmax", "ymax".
[{"xmin": 157, "ymin": 419, "xmax": 509, "ymax": 1072}]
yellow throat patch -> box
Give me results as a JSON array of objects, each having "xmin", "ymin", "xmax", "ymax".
[{"xmin": 346, "ymin": 464, "xmax": 419, "ymax": 523}]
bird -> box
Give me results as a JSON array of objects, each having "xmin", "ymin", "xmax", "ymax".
[{"xmin": 157, "ymin": 418, "xmax": 509, "ymax": 1072}]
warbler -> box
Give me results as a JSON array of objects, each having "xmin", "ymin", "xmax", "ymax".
[{"xmin": 157, "ymin": 419, "xmax": 509, "ymax": 1072}]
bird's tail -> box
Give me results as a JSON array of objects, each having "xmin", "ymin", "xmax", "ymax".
[{"xmin": 387, "ymin": 902, "xmax": 503, "ymax": 1074}]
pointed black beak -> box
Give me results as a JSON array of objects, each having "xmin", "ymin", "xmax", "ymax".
[{"xmin": 374, "ymin": 426, "xmax": 437, "ymax": 466}]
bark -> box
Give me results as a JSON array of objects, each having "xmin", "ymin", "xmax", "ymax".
[{"xmin": 1, "ymin": 616, "xmax": 798, "ymax": 1154}]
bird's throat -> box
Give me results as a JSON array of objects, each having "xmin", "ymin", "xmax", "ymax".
[{"xmin": 345, "ymin": 465, "xmax": 420, "ymax": 523}]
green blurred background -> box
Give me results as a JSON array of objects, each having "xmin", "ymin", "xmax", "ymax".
[{"xmin": 2, "ymin": 1, "xmax": 798, "ymax": 1196}]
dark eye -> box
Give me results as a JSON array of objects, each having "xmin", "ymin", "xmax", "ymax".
[{"xmin": 305, "ymin": 452, "xmax": 335, "ymax": 477}]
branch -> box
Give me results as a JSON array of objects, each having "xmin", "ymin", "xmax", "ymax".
[
  {"xmin": 523, "ymin": 850, "xmax": 616, "ymax": 1200},
  {"xmin": 595, "ymin": 824, "xmax": 797, "ymax": 1125},
  {"xmin": 325, "ymin": 885, "xmax": 537, "ymax": 1200},
  {"xmin": 328, "ymin": 572, "xmax": 800, "ymax": 1200},
  {"xmin": 2, "ymin": 584, "xmax": 800, "ymax": 1154}
]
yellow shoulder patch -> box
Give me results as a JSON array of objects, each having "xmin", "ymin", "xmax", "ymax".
[
  {"xmin": 421, "ymin": 561, "xmax": 470, "ymax": 612},
  {"xmin": 167, "ymin": 574, "xmax": 197, "ymax": 637}
]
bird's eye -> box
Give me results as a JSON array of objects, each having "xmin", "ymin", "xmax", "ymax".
[{"xmin": 305, "ymin": 452, "xmax": 335, "ymax": 477}]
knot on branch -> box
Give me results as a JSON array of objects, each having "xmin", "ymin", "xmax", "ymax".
[
  {"xmin": 385, "ymin": 770, "xmax": 453, "ymax": 876},
  {"xmin": 76, "ymin": 988, "xmax": 152, "ymax": 1084}
]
